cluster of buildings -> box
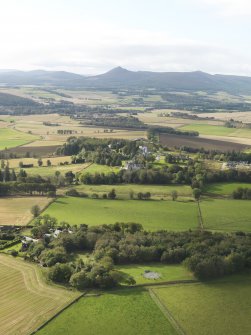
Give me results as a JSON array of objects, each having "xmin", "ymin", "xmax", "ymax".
[{"xmin": 222, "ymin": 161, "xmax": 251, "ymax": 170}]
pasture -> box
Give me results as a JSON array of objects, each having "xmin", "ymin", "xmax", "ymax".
[
  {"xmin": 0, "ymin": 254, "xmax": 80, "ymax": 335},
  {"xmin": 204, "ymin": 182, "xmax": 251, "ymax": 196},
  {"xmin": 0, "ymin": 128, "xmax": 38, "ymax": 150},
  {"xmin": 81, "ymin": 163, "xmax": 120, "ymax": 175},
  {"xmin": 152, "ymin": 274, "xmax": 251, "ymax": 335},
  {"xmin": 0, "ymin": 197, "xmax": 51, "ymax": 226},
  {"xmin": 43, "ymin": 197, "xmax": 198, "ymax": 231},
  {"xmin": 180, "ymin": 123, "xmax": 251, "ymax": 138},
  {"xmin": 115, "ymin": 264, "xmax": 194, "ymax": 285},
  {"xmin": 73, "ymin": 183, "xmax": 192, "ymax": 200},
  {"xmin": 200, "ymin": 199, "xmax": 251, "ymax": 232},
  {"xmin": 36, "ymin": 288, "xmax": 177, "ymax": 335}
]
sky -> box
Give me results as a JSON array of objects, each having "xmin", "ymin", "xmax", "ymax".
[{"xmin": 0, "ymin": 0, "xmax": 251, "ymax": 75}]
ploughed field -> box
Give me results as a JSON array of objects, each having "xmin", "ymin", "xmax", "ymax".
[
  {"xmin": 0, "ymin": 254, "xmax": 80, "ymax": 335},
  {"xmin": 43, "ymin": 197, "xmax": 198, "ymax": 231},
  {"xmin": 159, "ymin": 133, "xmax": 248, "ymax": 151}
]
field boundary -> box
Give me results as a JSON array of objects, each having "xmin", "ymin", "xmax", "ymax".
[
  {"xmin": 149, "ymin": 288, "xmax": 187, "ymax": 335},
  {"xmin": 30, "ymin": 291, "xmax": 87, "ymax": 335},
  {"xmin": 132, "ymin": 279, "xmax": 198, "ymax": 288},
  {"xmin": 197, "ymin": 201, "xmax": 204, "ymax": 230}
]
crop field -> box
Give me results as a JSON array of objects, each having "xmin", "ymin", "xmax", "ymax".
[
  {"xmin": 152, "ymin": 274, "xmax": 251, "ymax": 335},
  {"xmin": 43, "ymin": 197, "xmax": 198, "ymax": 231},
  {"xmin": 36, "ymin": 288, "xmax": 177, "ymax": 335},
  {"xmin": 0, "ymin": 254, "xmax": 80, "ymax": 335},
  {"xmin": 115, "ymin": 264, "xmax": 194, "ymax": 285},
  {"xmin": 0, "ymin": 128, "xmax": 38, "ymax": 150},
  {"xmin": 72, "ymin": 184, "xmax": 192, "ymax": 200},
  {"xmin": 204, "ymin": 182, "xmax": 251, "ymax": 196},
  {"xmin": 159, "ymin": 133, "xmax": 247, "ymax": 151},
  {"xmin": 200, "ymin": 199, "xmax": 251, "ymax": 232},
  {"xmin": 0, "ymin": 197, "xmax": 52, "ymax": 226}
]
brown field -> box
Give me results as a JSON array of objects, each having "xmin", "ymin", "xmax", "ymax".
[
  {"xmin": 0, "ymin": 197, "xmax": 52, "ymax": 226},
  {"xmin": 159, "ymin": 133, "xmax": 249, "ymax": 151},
  {"xmin": 0, "ymin": 254, "xmax": 80, "ymax": 335},
  {"xmin": 4, "ymin": 145, "xmax": 60, "ymax": 157},
  {"xmin": 196, "ymin": 111, "xmax": 251, "ymax": 123}
]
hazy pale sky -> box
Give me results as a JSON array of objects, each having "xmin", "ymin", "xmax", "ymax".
[{"xmin": 0, "ymin": 0, "xmax": 251, "ymax": 75}]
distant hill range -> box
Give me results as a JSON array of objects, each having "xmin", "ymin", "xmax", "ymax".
[{"xmin": 1, "ymin": 67, "xmax": 251, "ymax": 93}]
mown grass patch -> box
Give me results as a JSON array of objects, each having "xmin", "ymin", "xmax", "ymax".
[
  {"xmin": 0, "ymin": 254, "xmax": 80, "ymax": 335},
  {"xmin": 116, "ymin": 264, "xmax": 194, "ymax": 285}
]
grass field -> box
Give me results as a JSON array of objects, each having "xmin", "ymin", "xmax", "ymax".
[
  {"xmin": 43, "ymin": 197, "xmax": 198, "ymax": 231},
  {"xmin": 152, "ymin": 274, "xmax": 251, "ymax": 335},
  {"xmin": 0, "ymin": 197, "xmax": 51, "ymax": 226},
  {"xmin": 36, "ymin": 288, "xmax": 177, "ymax": 335},
  {"xmin": 0, "ymin": 128, "xmax": 38, "ymax": 150},
  {"xmin": 204, "ymin": 182, "xmax": 251, "ymax": 196},
  {"xmin": 0, "ymin": 254, "xmax": 80, "ymax": 335},
  {"xmin": 115, "ymin": 264, "xmax": 194, "ymax": 285},
  {"xmin": 7, "ymin": 155, "xmax": 72, "ymax": 168},
  {"xmin": 19, "ymin": 162, "xmax": 89, "ymax": 177},
  {"xmin": 72, "ymin": 184, "xmax": 192, "ymax": 200},
  {"xmin": 81, "ymin": 163, "xmax": 120, "ymax": 175},
  {"xmin": 200, "ymin": 199, "xmax": 251, "ymax": 232},
  {"xmin": 180, "ymin": 123, "xmax": 251, "ymax": 138}
]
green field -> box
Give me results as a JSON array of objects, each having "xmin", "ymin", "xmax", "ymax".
[
  {"xmin": 116, "ymin": 264, "xmax": 194, "ymax": 285},
  {"xmin": 0, "ymin": 254, "xmax": 80, "ymax": 335},
  {"xmin": 36, "ymin": 289, "xmax": 177, "ymax": 335},
  {"xmin": 82, "ymin": 163, "xmax": 120, "ymax": 175},
  {"xmin": 204, "ymin": 182, "xmax": 251, "ymax": 196},
  {"xmin": 200, "ymin": 199, "xmax": 251, "ymax": 231},
  {"xmin": 73, "ymin": 184, "xmax": 192, "ymax": 200},
  {"xmin": 0, "ymin": 128, "xmax": 38, "ymax": 149},
  {"xmin": 43, "ymin": 197, "xmax": 198, "ymax": 231},
  {"xmin": 19, "ymin": 162, "xmax": 88, "ymax": 177},
  {"xmin": 180, "ymin": 123, "xmax": 251, "ymax": 138},
  {"xmin": 152, "ymin": 274, "xmax": 251, "ymax": 335}
]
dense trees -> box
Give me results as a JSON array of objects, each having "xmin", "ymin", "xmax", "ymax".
[
  {"xmin": 24, "ymin": 218, "xmax": 251, "ymax": 287},
  {"xmin": 232, "ymin": 187, "xmax": 251, "ymax": 200}
]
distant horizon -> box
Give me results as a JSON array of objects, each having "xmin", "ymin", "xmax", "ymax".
[{"xmin": 1, "ymin": 66, "xmax": 251, "ymax": 78}]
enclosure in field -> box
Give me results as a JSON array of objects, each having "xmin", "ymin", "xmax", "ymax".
[
  {"xmin": 152, "ymin": 275, "xmax": 251, "ymax": 335},
  {"xmin": 36, "ymin": 289, "xmax": 177, "ymax": 335},
  {"xmin": 0, "ymin": 197, "xmax": 51, "ymax": 226},
  {"xmin": 0, "ymin": 254, "xmax": 80, "ymax": 335},
  {"xmin": 200, "ymin": 199, "xmax": 251, "ymax": 232},
  {"xmin": 115, "ymin": 264, "xmax": 194, "ymax": 285},
  {"xmin": 43, "ymin": 197, "xmax": 198, "ymax": 231},
  {"xmin": 204, "ymin": 182, "xmax": 251, "ymax": 196},
  {"xmin": 0, "ymin": 128, "xmax": 38, "ymax": 150},
  {"xmin": 73, "ymin": 184, "xmax": 192, "ymax": 200}
]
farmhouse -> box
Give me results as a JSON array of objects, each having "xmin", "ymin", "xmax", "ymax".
[{"xmin": 124, "ymin": 161, "xmax": 144, "ymax": 170}]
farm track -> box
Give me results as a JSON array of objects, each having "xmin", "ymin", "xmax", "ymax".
[{"xmin": 0, "ymin": 254, "xmax": 80, "ymax": 335}]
